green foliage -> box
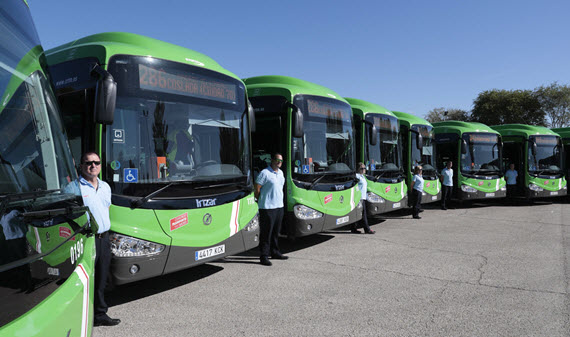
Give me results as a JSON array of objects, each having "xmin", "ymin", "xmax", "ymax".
[
  {"xmin": 535, "ymin": 82, "xmax": 570, "ymax": 128},
  {"xmin": 471, "ymin": 89, "xmax": 546, "ymax": 126},
  {"xmin": 424, "ymin": 107, "xmax": 470, "ymax": 123}
]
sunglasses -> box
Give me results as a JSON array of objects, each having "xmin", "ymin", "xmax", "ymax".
[
  {"xmin": 273, "ymin": 159, "xmax": 283, "ymax": 163},
  {"xmin": 83, "ymin": 161, "xmax": 101, "ymax": 166},
  {"xmin": 359, "ymin": 167, "xmax": 366, "ymax": 170}
]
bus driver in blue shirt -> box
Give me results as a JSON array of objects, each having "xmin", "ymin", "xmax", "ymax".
[{"xmin": 255, "ymin": 153, "xmax": 287, "ymax": 266}]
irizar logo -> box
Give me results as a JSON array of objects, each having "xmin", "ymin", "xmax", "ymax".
[
  {"xmin": 335, "ymin": 184, "xmax": 345, "ymax": 191},
  {"xmin": 196, "ymin": 198, "xmax": 217, "ymax": 208},
  {"xmin": 185, "ymin": 58, "xmax": 205, "ymax": 67}
]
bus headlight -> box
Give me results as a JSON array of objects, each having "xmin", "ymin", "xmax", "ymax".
[
  {"xmin": 366, "ymin": 192, "xmax": 385, "ymax": 203},
  {"xmin": 461, "ymin": 185, "xmax": 477, "ymax": 193},
  {"xmin": 244, "ymin": 213, "xmax": 259, "ymax": 232},
  {"xmin": 357, "ymin": 200, "xmax": 363, "ymax": 209},
  {"xmin": 500, "ymin": 186, "xmax": 507, "ymax": 191},
  {"xmin": 110, "ymin": 233, "xmax": 165, "ymax": 258},
  {"xmin": 294, "ymin": 205, "xmax": 323, "ymax": 220},
  {"xmin": 528, "ymin": 183, "xmax": 543, "ymax": 192}
]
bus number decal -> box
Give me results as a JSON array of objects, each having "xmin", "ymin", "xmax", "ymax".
[
  {"xmin": 70, "ymin": 238, "xmax": 85, "ymax": 265},
  {"xmin": 247, "ymin": 197, "xmax": 255, "ymax": 205}
]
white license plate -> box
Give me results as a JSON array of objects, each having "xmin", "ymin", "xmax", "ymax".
[
  {"xmin": 393, "ymin": 202, "xmax": 401, "ymax": 209},
  {"xmin": 431, "ymin": 195, "xmax": 437, "ymax": 200},
  {"xmin": 336, "ymin": 216, "xmax": 349, "ymax": 225},
  {"xmin": 195, "ymin": 244, "xmax": 225, "ymax": 261},
  {"xmin": 485, "ymin": 193, "xmax": 495, "ymax": 197},
  {"xmin": 551, "ymin": 191, "xmax": 558, "ymax": 196}
]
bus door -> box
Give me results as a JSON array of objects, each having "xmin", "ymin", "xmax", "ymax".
[
  {"xmin": 435, "ymin": 133, "xmax": 459, "ymax": 196},
  {"xmin": 502, "ymin": 140, "xmax": 524, "ymax": 196}
]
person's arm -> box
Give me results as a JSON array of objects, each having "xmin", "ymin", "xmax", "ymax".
[{"xmin": 254, "ymin": 183, "xmax": 261, "ymax": 200}]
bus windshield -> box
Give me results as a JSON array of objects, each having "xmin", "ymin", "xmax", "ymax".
[
  {"xmin": 291, "ymin": 95, "xmax": 355, "ymax": 176},
  {"xmin": 364, "ymin": 113, "xmax": 403, "ymax": 179},
  {"xmin": 528, "ymin": 135, "xmax": 562, "ymax": 175},
  {"xmin": 411, "ymin": 125, "xmax": 436, "ymax": 178},
  {"xmin": 460, "ymin": 133, "xmax": 502, "ymax": 176},
  {"xmin": 106, "ymin": 55, "xmax": 250, "ymax": 197}
]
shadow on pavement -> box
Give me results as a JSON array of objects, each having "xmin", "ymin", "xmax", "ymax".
[{"xmin": 106, "ymin": 264, "xmax": 223, "ymax": 307}]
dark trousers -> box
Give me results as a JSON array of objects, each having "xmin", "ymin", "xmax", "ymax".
[
  {"xmin": 507, "ymin": 184, "xmax": 517, "ymax": 201},
  {"xmin": 259, "ymin": 208, "xmax": 284, "ymax": 258},
  {"xmin": 94, "ymin": 232, "xmax": 111, "ymax": 320},
  {"xmin": 441, "ymin": 185, "xmax": 452, "ymax": 209},
  {"xmin": 412, "ymin": 189, "xmax": 422, "ymax": 217},
  {"xmin": 352, "ymin": 202, "xmax": 371, "ymax": 232}
]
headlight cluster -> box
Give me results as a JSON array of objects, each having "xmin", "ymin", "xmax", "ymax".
[
  {"xmin": 356, "ymin": 200, "xmax": 363, "ymax": 209},
  {"xmin": 461, "ymin": 185, "xmax": 477, "ymax": 193},
  {"xmin": 366, "ymin": 192, "xmax": 385, "ymax": 203},
  {"xmin": 244, "ymin": 213, "xmax": 259, "ymax": 232},
  {"xmin": 294, "ymin": 205, "xmax": 323, "ymax": 220},
  {"xmin": 500, "ymin": 186, "xmax": 507, "ymax": 191},
  {"xmin": 563, "ymin": 185, "xmax": 567, "ymax": 190},
  {"xmin": 110, "ymin": 233, "xmax": 165, "ymax": 258},
  {"xmin": 528, "ymin": 183, "xmax": 543, "ymax": 192}
]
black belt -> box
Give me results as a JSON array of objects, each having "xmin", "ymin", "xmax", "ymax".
[{"xmin": 95, "ymin": 231, "xmax": 108, "ymax": 239}]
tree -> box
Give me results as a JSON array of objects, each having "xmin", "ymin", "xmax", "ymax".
[
  {"xmin": 424, "ymin": 107, "xmax": 470, "ymax": 123},
  {"xmin": 535, "ymin": 82, "xmax": 570, "ymax": 128},
  {"xmin": 471, "ymin": 89, "xmax": 546, "ymax": 126}
]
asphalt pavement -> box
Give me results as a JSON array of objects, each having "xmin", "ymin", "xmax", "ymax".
[{"xmin": 96, "ymin": 198, "xmax": 570, "ymax": 337}]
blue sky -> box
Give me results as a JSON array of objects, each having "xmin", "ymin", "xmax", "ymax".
[{"xmin": 29, "ymin": 0, "xmax": 570, "ymax": 118}]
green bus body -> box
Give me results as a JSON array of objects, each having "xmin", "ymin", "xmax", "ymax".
[
  {"xmin": 433, "ymin": 121, "xmax": 507, "ymax": 200},
  {"xmin": 492, "ymin": 124, "xmax": 567, "ymax": 198},
  {"xmin": 46, "ymin": 32, "xmax": 259, "ymax": 285},
  {"xmin": 1, "ymin": 1, "xmax": 96, "ymax": 335},
  {"xmin": 392, "ymin": 111, "xmax": 441, "ymax": 204},
  {"xmin": 245, "ymin": 76, "xmax": 363, "ymax": 237},
  {"xmin": 552, "ymin": 127, "xmax": 570, "ymax": 186},
  {"xmin": 347, "ymin": 99, "xmax": 408, "ymax": 214}
]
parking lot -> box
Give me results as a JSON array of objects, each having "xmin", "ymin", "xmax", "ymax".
[{"xmin": 96, "ymin": 199, "xmax": 569, "ymax": 337}]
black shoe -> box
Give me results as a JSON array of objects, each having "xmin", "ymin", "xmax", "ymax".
[
  {"xmin": 441, "ymin": 207, "xmax": 447, "ymax": 210},
  {"xmin": 94, "ymin": 317, "xmax": 121, "ymax": 327},
  {"xmin": 350, "ymin": 228, "xmax": 361, "ymax": 234},
  {"xmin": 364, "ymin": 230, "xmax": 375, "ymax": 234},
  {"xmin": 271, "ymin": 253, "xmax": 289, "ymax": 260},
  {"xmin": 419, "ymin": 209, "xmax": 424, "ymax": 213},
  {"xmin": 260, "ymin": 257, "xmax": 272, "ymax": 266},
  {"xmin": 413, "ymin": 216, "xmax": 421, "ymax": 219}
]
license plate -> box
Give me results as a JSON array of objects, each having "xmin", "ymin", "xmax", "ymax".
[
  {"xmin": 431, "ymin": 195, "xmax": 437, "ymax": 200},
  {"xmin": 551, "ymin": 191, "xmax": 558, "ymax": 196},
  {"xmin": 485, "ymin": 193, "xmax": 495, "ymax": 197},
  {"xmin": 195, "ymin": 244, "xmax": 225, "ymax": 261},
  {"xmin": 336, "ymin": 216, "xmax": 349, "ymax": 225},
  {"xmin": 393, "ymin": 202, "xmax": 401, "ymax": 209}
]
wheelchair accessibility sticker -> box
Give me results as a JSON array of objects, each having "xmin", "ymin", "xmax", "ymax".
[{"xmin": 124, "ymin": 168, "xmax": 138, "ymax": 183}]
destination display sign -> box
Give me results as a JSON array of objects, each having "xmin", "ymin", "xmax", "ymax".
[
  {"xmin": 533, "ymin": 136, "xmax": 558, "ymax": 145},
  {"xmin": 307, "ymin": 98, "xmax": 351, "ymax": 121},
  {"xmin": 138, "ymin": 64, "xmax": 237, "ymax": 104},
  {"xmin": 469, "ymin": 134, "xmax": 498, "ymax": 143},
  {"xmin": 367, "ymin": 115, "xmax": 394, "ymax": 130}
]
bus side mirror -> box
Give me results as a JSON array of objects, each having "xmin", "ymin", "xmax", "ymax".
[
  {"xmin": 91, "ymin": 65, "xmax": 116, "ymax": 125},
  {"xmin": 530, "ymin": 140, "xmax": 537, "ymax": 156},
  {"xmin": 287, "ymin": 103, "xmax": 304, "ymax": 138},
  {"xmin": 416, "ymin": 133, "xmax": 423, "ymax": 151},
  {"xmin": 247, "ymin": 100, "xmax": 256, "ymax": 133},
  {"xmin": 369, "ymin": 124, "xmax": 378, "ymax": 146},
  {"xmin": 461, "ymin": 139, "xmax": 468, "ymax": 154}
]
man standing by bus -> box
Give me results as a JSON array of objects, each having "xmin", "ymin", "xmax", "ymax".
[
  {"xmin": 79, "ymin": 152, "xmax": 121, "ymax": 327},
  {"xmin": 255, "ymin": 153, "xmax": 287, "ymax": 266},
  {"xmin": 440, "ymin": 161, "xmax": 453, "ymax": 210},
  {"xmin": 504, "ymin": 163, "xmax": 518, "ymax": 204}
]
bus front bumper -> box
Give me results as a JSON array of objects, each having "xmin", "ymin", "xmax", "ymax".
[
  {"xmin": 286, "ymin": 205, "xmax": 363, "ymax": 237},
  {"xmin": 366, "ymin": 195, "xmax": 408, "ymax": 215},
  {"xmin": 458, "ymin": 188, "xmax": 507, "ymax": 200},
  {"xmin": 527, "ymin": 188, "xmax": 567, "ymax": 198}
]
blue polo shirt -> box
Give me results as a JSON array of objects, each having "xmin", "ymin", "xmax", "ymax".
[
  {"xmin": 441, "ymin": 168, "xmax": 453, "ymax": 187},
  {"xmin": 504, "ymin": 169, "xmax": 518, "ymax": 185},
  {"xmin": 256, "ymin": 166, "xmax": 285, "ymax": 209},
  {"xmin": 356, "ymin": 173, "xmax": 367, "ymax": 201},
  {"xmin": 79, "ymin": 176, "xmax": 112, "ymax": 233},
  {"xmin": 413, "ymin": 174, "xmax": 424, "ymax": 192}
]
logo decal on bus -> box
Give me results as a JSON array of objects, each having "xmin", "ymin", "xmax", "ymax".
[
  {"xmin": 203, "ymin": 213, "xmax": 212, "ymax": 225},
  {"xmin": 196, "ymin": 198, "xmax": 217, "ymax": 208},
  {"xmin": 339, "ymin": 196, "xmax": 344, "ymax": 204},
  {"xmin": 478, "ymin": 181, "xmax": 484, "ymax": 186},
  {"xmin": 385, "ymin": 186, "xmax": 391, "ymax": 193},
  {"xmin": 324, "ymin": 194, "xmax": 333, "ymax": 204},
  {"xmin": 544, "ymin": 180, "xmax": 549, "ymax": 185},
  {"xmin": 170, "ymin": 213, "xmax": 189, "ymax": 231},
  {"xmin": 335, "ymin": 185, "xmax": 345, "ymax": 191}
]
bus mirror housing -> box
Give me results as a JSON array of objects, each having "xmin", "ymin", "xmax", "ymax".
[
  {"xmin": 369, "ymin": 124, "xmax": 378, "ymax": 146},
  {"xmin": 91, "ymin": 65, "xmax": 117, "ymax": 125},
  {"xmin": 247, "ymin": 100, "xmax": 256, "ymax": 133},
  {"xmin": 461, "ymin": 139, "xmax": 468, "ymax": 154},
  {"xmin": 416, "ymin": 133, "xmax": 423, "ymax": 151},
  {"xmin": 530, "ymin": 140, "xmax": 537, "ymax": 156},
  {"xmin": 286, "ymin": 103, "xmax": 304, "ymax": 138}
]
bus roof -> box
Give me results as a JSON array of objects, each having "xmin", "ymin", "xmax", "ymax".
[
  {"xmin": 46, "ymin": 32, "xmax": 240, "ymax": 80},
  {"xmin": 551, "ymin": 127, "xmax": 570, "ymax": 140},
  {"xmin": 391, "ymin": 111, "xmax": 432, "ymax": 128},
  {"xmin": 432, "ymin": 121, "xmax": 499, "ymax": 135},
  {"xmin": 243, "ymin": 75, "xmax": 347, "ymax": 103},
  {"xmin": 490, "ymin": 124, "xmax": 559, "ymax": 138},
  {"xmin": 344, "ymin": 98, "xmax": 395, "ymax": 117}
]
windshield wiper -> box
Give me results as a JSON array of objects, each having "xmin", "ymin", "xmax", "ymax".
[
  {"xmin": 309, "ymin": 174, "xmax": 328, "ymax": 189},
  {"xmin": 130, "ymin": 182, "xmax": 192, "ymax": 209},
  {"xmin": 195, "ymin": 181, "xmax": 248, "ymax": 190},
  {"xmin": 0, "ymin": 189, "xmax": 61, "ymax": 216}
]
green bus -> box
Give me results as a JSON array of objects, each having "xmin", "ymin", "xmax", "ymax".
[
  {"xmin": 551, "ymin": 127, "xmax": 570, "ymax": 184},
  {"xmin": 347, "ymin": 98, "xmax": 407, "ymax": 215},
  {"xmin": 0, "ymin": 1, "xmax": 97, "ymax": 335},
  {"xmin": 492, "ymin": 124, "xmax": 567, "ymax": 199},
  {"xmin": 245, "ymin": 76, "xmax": 363, "ymax": 237},
  {"xmin": 46, "ymin": 32, "xmax": 260, "ymax": 285},
  {"xmin": 433, "ymin": 121, "xmax": 507, "ymax": 200},
  {"xmin": 392, "ymin": 111, "xmax": 441, "ymax": 204}
]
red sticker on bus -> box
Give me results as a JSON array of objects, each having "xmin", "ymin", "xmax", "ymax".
[
  {"xmin": 385, "ymin": 186, "xmax": 391, "ymax": 193},
  {"xmin": 426, "ymin": 182, "xmax": 431, "ymax": 188},
  {"xmin": 324, "ymin": 194, "xmax": 333, "ymax": 204},
  {"xmin": 544, "ymin": 180, "xmax": 549, "ymax": 185},
  {"xmin": 170, "ymin": 213, "xmax": 189, "ymax": 231},
  {"xmin": 478, "ymin": 181, "xmax": 484, "ymax": 186},
  {"xmin": 59, "ymin": 227, "xmax": 75, "ymax": 240}
]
